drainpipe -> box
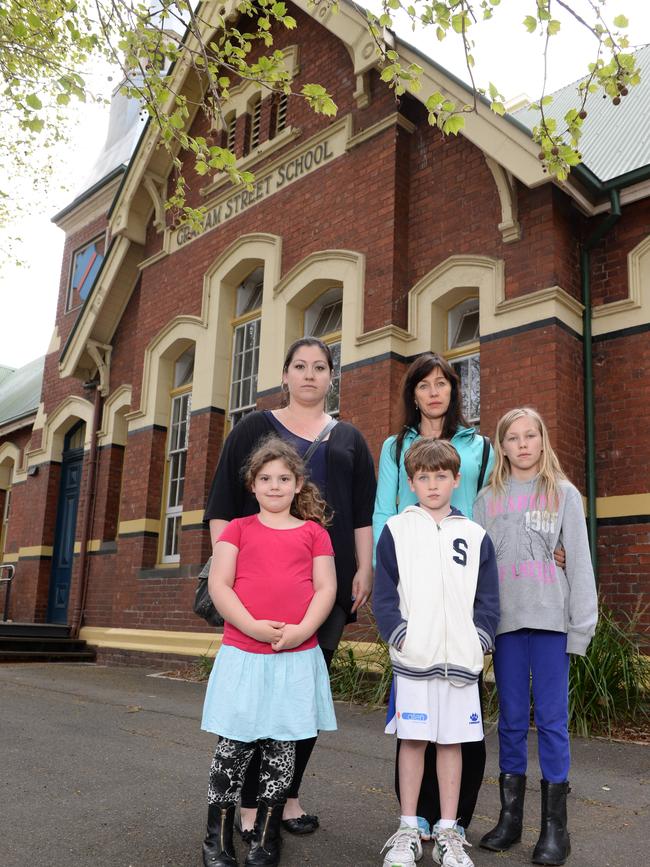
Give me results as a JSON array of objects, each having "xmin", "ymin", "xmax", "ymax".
[
  {"xmin": 580, "ymin": 188, "xmax": 621, "ymax": 580},
  {"xmin": 70, "ymin": 383, "xmax": 103, "ymax": 638}
]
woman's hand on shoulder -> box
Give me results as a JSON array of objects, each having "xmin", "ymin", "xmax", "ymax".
[
  {"xmin": 250, "ymin": 619, "xmax": 286, "ymax": 644},
  {"xmin": 271, "ymin": 623, "xmax": 308, "ymax": 652}
]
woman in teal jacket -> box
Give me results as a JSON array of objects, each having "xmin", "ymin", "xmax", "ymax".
[{"xmin": 373, "ymin": 351, "xmax": 494, "ymax": 839}]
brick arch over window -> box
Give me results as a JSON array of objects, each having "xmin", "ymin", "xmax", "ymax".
[
  {"xmin": 0, "ymin": 443, "xmax": 21, "ymax": 489},
  {"xmin": 404, "ymin": 256, "xmax": 503, "ymax": 355},
  {"xmin": 127, "ymin": 321, "xmax": 200, "ymax": 432},
  {"xmin": 97, "ymin": 385, "xmax": 132, "ymax": 448},
  {"xmin": 268, "ymin": 249, "xmax": 365, "ymax": 385},
  {"xmin": 198, "ymin": 233, "xmax": 282, "ymax": 408},
  {"xmin": 30, "ymin": 396, "xmax": 95, "ymax": 464}
]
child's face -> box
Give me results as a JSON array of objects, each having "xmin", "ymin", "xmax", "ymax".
[
  {"xmin": 251, "ymin": 459, "xmax": 302, "ymax": 513},
  {"xmin": 502, "ymin": 416, "xmax": 543, "ymax": 478},
  {"xmin": 408, "ymin": 467, "xmax": 459, "ymax": 517}
]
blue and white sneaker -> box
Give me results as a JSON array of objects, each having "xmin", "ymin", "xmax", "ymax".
[
  {"xmin": 381, "ymin": 824, "xmax": 423, "ymax": 867},
  {"xmin": 417, "ymin": 817, "xmax": 432, "ymax": 841},
  {"xmin": 432, "ymin": 823, "xmax": 473, "ymax": 867}
]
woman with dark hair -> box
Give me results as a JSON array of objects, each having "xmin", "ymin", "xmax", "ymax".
[
  {"xmin": 373, "ymin": 351, "xmax": 494, "ymax": 841},
  {"xmin": 204, "ymin": 336, "xmax": 376, "ymax": 840}
]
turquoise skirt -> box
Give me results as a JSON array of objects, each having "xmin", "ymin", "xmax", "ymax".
[{"xmin": 201, "ymin": 644, "xmax": 337, "ymax": 741}]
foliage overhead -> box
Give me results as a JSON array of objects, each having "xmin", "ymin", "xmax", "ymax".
[{"xmin": 0, "ymin": 0, "xmax": 643, "ymax": 233}]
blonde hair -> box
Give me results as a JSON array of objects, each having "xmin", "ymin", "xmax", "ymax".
[
  {"xmin": 489, "ymin": 407, "xmax": 566, "ymax": 508},
  {"xmin": 244, "ymin": 435, "xmax": 331, "ymax": 526}
]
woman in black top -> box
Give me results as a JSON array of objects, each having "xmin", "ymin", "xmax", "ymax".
[{"xmin": 204, "ymin": 336, "xmax": 376, "ymax": 836}]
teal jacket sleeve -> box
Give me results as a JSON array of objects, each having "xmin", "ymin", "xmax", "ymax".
[{"xmin": 372, "ymin": 436, "xmax": 399, "ymax": 555}]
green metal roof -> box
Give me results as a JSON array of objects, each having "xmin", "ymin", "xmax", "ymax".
[
  {"xmin": 514, "ymin": 44, "xmax": 650, "ymax": 183},
  {"xmin": 0, "ymin": 356, "xmax": 45, "ymax": 428}
]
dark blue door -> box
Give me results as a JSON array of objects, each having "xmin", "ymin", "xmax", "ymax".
[{"xmin": 47, "ymin": 444, "xmax": 84, "ymax": 624}]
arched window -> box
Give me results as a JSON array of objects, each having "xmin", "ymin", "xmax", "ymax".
[
  {"xmin": 271, "ymin": 92, "xmax": 289, "ymax": 138},
  {"xmin": 0, "ymin": 487, "xmax": 11, "ymax": 562},
  {"xmin": 447, "ymin": 296, "xmax": 480, "ymax": 425},
  {"xmin": 224, "ymin": 111, "xmax": 237, "ymax": 153},
  {"xmin": 305, "ymin": 287, "xmax": 342, "ymax": 416},
  {"xmin": 229, "ymin": 268, "xmax": 263, "ymax": 425},
  {"xmin": 161, "ymin": 347, "xmax": 194, "ymax": 563},
  {"xmin": 246, "ymin": 95, "xmax": 262, "ymax": 154}
]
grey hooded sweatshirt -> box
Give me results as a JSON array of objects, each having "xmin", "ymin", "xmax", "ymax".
[{"xmin": 473, "ymin": 476, "xmax": 597, "ymax": 655}]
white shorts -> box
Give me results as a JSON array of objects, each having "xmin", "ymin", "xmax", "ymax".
[{"xmin": 385, "ymin": 675, "xmax": 484, "ymax": 743}]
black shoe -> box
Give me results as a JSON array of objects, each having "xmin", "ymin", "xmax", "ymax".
[
  {"xmin": 245, "ymin": 800, "xmax": 285, "ymax": 867},
  {"xmin": 532, "ymin": 780, "xmax": 571, "ymax": 865},
  {"xmin": 480, "ymin": 773, "xmax": 526, "ymax": 852},
  {"xmin": 281, "ymin": 814, "xmax": 319, "ymax": 835},
  {"xmin": 203, "ymin": 802, "xmax": 238, "ymax": 867}
]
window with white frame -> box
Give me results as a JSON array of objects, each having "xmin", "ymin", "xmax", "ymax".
[
  {"xmin": 247, "ymin": 95, "xmax": 262, "ymax": 153},
  {"xmin": 225, "ymin": 112, "xmax": 237, "ymax": 153},
  {"xmin": 0, "ymin": 486, "xmax": 11, "ymax": 559},
  {"xmin": 230, "ymin": 269, "xmax": 263, "ymax": 425},
  {"xmin": 274, "ymin": 93, "xmax": 288, "ymax": 137},
  {"xmin": 448, "ymin": 297, "xmax": 480, "ymax": 425},
  {"xmin": 162, "ymin": 348, "xmax": 194, "ymax": 562},
  {"xmin": 305, "ymin": 287, "xmax": 342, "ymax": 416}
]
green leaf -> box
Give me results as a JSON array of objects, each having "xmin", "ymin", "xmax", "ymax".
[
  {"xmin": 613, "ymin": 15, "xmax": 629, "ymax": 28},
  {"xmin": 26, "ymin": 93, "xmax": 42, "ymax": 110},
  {"xmin": 547, "ymin": 19, "xmax": 561, "ymax": 36},
  {"xmin": 443, "ymin": 114, "xmax": 465, "ymax": 135},
  {"xmin": 523, "ymin": 15, "xmax": 537, "ymax": 33}
]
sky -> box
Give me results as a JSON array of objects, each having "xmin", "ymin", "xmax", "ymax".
[{"xmin": 2, "ymin": 1, "xmax": 650, "ymax": 369}]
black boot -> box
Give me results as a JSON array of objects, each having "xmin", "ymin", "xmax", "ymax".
[
  {"xmin": 203, "ymin": 802, "xmax": 238, "ymax": 867},
  {"xmin": 480, "ymin": 773, "xmax": 526, "ymax": 851},
  {"xmin": 244, "ymin": 800, "xmax": 284, "ymax": 867},
  {"xmin": 532, "ymin": 780, "xmax": 571, "ymax": 865}
]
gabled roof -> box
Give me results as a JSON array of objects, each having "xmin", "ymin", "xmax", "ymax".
[
  {"xmin": 0, "ymin": 356, "xmax": 45, "ymax": 428},
  {"xmin": 514, "ymin": 44, "xmax": 650, "ymax": 182}
]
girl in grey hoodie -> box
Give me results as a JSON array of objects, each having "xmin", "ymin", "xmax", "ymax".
[{"xmin": 473, "ymin": 408, "xmax": 597, "ymax": 867}]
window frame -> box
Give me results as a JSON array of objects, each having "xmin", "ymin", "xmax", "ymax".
[
  {"xmin": 66, "ymin": 234, "xmax": 106, "ymax": 312},
  {"xmin": 160, "ymin": 386, "xmax": 192, "ymax": 564},
  {"xmin": 303, "ymin": 290, "xmax": 343, "ymax": 417},
  {"xmin": 445, "ymin": 294, "xmax": 481, "ymax": 426}
]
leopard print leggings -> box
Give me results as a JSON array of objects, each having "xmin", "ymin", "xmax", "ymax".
[{"xmin": 208, "ymin": 737, "xmax": 296, "ymax": 805}]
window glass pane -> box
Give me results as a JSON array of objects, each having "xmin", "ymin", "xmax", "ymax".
[
  {"xmin": 313, "ymin": 301, "xmax": 343, "ymax": 337},
  {"xmin": 325, "ymin": 341, "xmax": 341, "ymax": 415},
  {"xmin": 174, "ymin": 348, "xmax": 195, "ymax": 388},
  {"xmin": 455, "ymin": 310, "xmax": 480, "ymax": 346},
  {"xmin": 452, "ymin": 355, "xmax": 480, "ymax": 424},
  {"xmin": 67, "ymin": 236, "xmax": 106, "ymax": 310}
]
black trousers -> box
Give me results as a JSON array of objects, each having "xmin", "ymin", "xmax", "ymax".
[
  {"xmin": 394, "ymin": 675, "xmax": 487, "ymax": 829},
  {"xmin": 240, "ymin": 647, "xmax": 335, "ymax": 808}
]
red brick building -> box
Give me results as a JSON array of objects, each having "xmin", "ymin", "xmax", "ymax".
[{"xmin": 1, "ymin": 2, "xmax": 649, "ymax": 663}]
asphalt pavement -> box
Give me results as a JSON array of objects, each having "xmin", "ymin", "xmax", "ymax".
[{"xmin": 1, "ymin": 662, "xmax": 647, "ymax": 867}]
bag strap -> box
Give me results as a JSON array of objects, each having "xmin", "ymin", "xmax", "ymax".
[
  {"xmin": 302, "ymin": 418, "xmax": 338, "ymax": 465},
  {"xmin": 476, "ymin": 434, "xmax": 491, "ymax": 493}
]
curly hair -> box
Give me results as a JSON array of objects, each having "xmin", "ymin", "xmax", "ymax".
[{"xmin": 244, "ymin": 435, "xmax": 331, "ymax": 526}]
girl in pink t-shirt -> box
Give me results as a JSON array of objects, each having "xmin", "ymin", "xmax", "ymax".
[{"xmin": 200, "ymin": 436, "xmax": 337, "ymax": 867}]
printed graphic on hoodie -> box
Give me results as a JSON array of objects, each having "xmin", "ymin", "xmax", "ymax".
[{"xmin": 485, "ymin": 491, "xmax": 559, "ymax": 585}]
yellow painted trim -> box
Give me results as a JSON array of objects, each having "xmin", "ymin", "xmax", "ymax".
[
  {"xmin": 230, "ymin": 308, "xmax": 262, "ymax": 328},
  {"xmin": 181, "ymin": 510, "xmax": 205, "ymax": 526},
  {"xmin": 596, "ymin": 494, "xmax": 650, "ymax": 519},
  {"xmin": 73, "ymin": 539, "xmax": 103, "ymax": 553},
  {"xmin": 18, "ymin": 545, "xmax": 54, "ymax": 558},
  {"xmin": 80, "ymin": 626, "xmax": 223, "ymax": 658},
  {"xmin": 1, "ymin": 552, "xmax": 19, "ymax": 564},
  {"xmin": 118, "ymin": 518, "xmax": 161, "ymax": 536}
]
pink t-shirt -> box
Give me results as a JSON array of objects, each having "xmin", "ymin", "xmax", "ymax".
[{"xmin": 218, "ymin": 515, "xmax": 334, "ymax": 654}]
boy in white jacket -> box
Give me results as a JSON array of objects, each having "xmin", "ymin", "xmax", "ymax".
[{"xmin": 374, "ymin": 440, "xmax": 499, "ymax": 867}]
